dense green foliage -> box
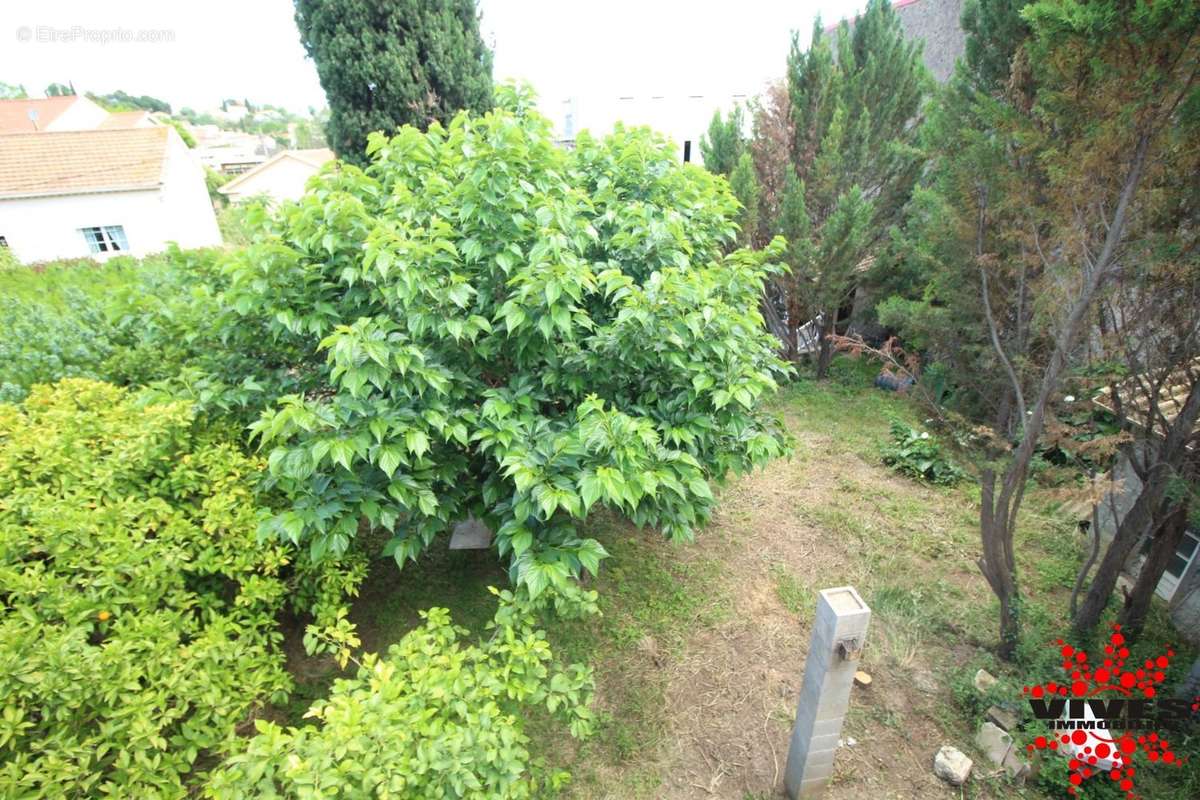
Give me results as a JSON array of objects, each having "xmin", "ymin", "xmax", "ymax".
[
  {"xmin": 0, "ymin": 381, "xmax": 366, "ymax": 797},
  {"xmin": 88, "ymin": 89, "xmax": 172, "ymax": 113},
  {"xmin": 293, "ymin": 0, "xmax": 494, "ymax": 165},
  {"xmin": 880, "ymin": 419, "xmax": 966, "ymax": 485},
  {"xmin": 728, "ymin": 151, "xmax": 761, "ymax": 247},
  {"xmin": 882, "ymin": 0, "xmax": 1199, "ymax": 427},
  {"xmin": 225, "ymin": 85, "xmax": 791, "ymax": 593},
  {"xmin": 0, "ymin": 249, "xmax": 306, "ymax": 421},
  {"xmin": 764, "ymin": 0, "xmax": 929, "ymax": 369},
  {"xmin": 698, "ymin": 105, "xmax": 745, "ymax": 177},
  {"xmin": 874, "ymin": 0, "xmax": 1200, "ymax": 660},
  {"xmin": 960, "ymin": 0, "xmax": 1030, "ymax": 94},
  {"xmin": 207, "ymin": 586, "xmax": 596, "ymax": 799}
]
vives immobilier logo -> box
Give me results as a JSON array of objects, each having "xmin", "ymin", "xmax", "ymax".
[{"xmin": 1020, "ymin": 625, "xmax": 1198, "ymax": 797}]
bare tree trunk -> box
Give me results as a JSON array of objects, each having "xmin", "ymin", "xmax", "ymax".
[
  {"xmin": 993, "ymin": 385, "xmax": 1016, "ymax": 439},
  {"xmin": 1074, "ymin": 490, "xmax": 1166, "ymax": 632},
  {"xmin": 979, "ymin": 469, "xmax": 1021, "ymax": 658},
  {"xmin": 1075, "ymin": 378, "xmax": 1200, "ymax": 632},
  {"xmin": 977, "ymin": 132, "xmax": 1151, "ymax": 660},
  {"xmin": 1119, "ymin": 503, "xmax": 1189, "ymax": 637}
]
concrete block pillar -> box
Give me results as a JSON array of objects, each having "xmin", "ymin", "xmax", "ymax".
[{"xmin": 784, "ymin": 586, "xmax": 871, "ymax": 798}]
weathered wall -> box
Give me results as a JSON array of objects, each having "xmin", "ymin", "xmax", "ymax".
[{"xmin": 895, "ymin": 0, "xmax": 967, "ymax": 83}]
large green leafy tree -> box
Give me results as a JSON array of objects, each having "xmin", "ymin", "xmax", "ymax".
[
  {"xmin": 225, "ymin": 85, "xmax": 791, "ymax": 596},
  {"xmin": 293, "ymin": 0, "xmax": 493, "ymax": 165},
  {"xmin": 770, "ymin": 0, "xmax": 929, "ymax": 372}
]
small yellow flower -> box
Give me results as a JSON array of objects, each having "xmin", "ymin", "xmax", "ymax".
[{"xmin": 98, "ymin": 610, "xmax": 111, "ymax": 621}]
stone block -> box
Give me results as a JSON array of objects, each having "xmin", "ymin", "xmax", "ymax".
[
  {"xmin": 973, "ymin": 668, "xmax": 997, "ymax": 693},
  {"xmin": 785, "ymin": 586, "xmax": 871, "ymax": 800},
  {"xmin": 448, "ymin": 516, "xmax": 492, "ymax": 549},
  {"xmin": 986, "ymin": 705, "xmax": 1019, "ymax": 732},
  {"xmin": 975, "ymin": 721, "xmax": 1013, "ymax": 766},
  {"xmin": 1003, "ymin": 747, "xmax": 1031, "ymax": 781},
  {"xmin": 934, "ymin": 745, "xmax": 973, "ymax": 786}
]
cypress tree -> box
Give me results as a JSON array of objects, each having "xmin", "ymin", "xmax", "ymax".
[
  {"xmin": 960, "ymin": 0, "xmax": 1031, "ymax": 93},
  {"xmin": 728, "ymin": 151, "xmax": 761, "ymax": 246},
  {"xmin": 699, "ymin": 105, "xmax": 745, "ymax": 177},
  {"xmin": 294, "ymin": 0, "xmax": 493, "ymax": 165},
  {"xmin": 774, "ymin": 0, "xmax": 929, "ymax": 377}
]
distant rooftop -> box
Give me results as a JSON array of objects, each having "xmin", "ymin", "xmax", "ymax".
[
  {"xmin": 0, "ymin": 127, "xmax": 170, "ymax": 199},
  {"xmin": 0, "ymin": 96, "xmax": 80, "ymax": 133},
  {"xmin": 99, "ymin": 110, "xmax": 153, "ymax": 129}
]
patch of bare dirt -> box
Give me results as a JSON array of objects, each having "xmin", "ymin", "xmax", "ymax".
[{"xmin": 630, "ymin": 422, "xmax": 1014, "ymax": 799}]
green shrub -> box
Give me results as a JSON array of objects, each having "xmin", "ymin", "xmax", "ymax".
[
  {"xmin": 228, "ymin": 84, "xmax": 792, "ymax": 591},
  {"xmin": 879, "ymin": 419, "xmax": 966, "ymax": 485},
  {"xmin": 0, "ymin": 248, "xmax": 308, "ymax": 421},
  {"xmin": 0, "ymin": 289, "xmax": 116, "ymax": 402},
  {"xmin": 0, "ymin": 380, "xmax": 365, "ymax": 798},
  {"xmin": 206, "ymin": 585, "xmax": 597, "ymax": 799},
  {"xmin": 100, "ymin": 247, "xmax": 313, "ymax": 421},
  {"xmin": 217, "ymin": 201, "xmax": 267, "ymax": 246}
]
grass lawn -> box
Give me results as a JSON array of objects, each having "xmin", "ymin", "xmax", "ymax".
[{"xmin": 285, "ymin": 356, "xmax": 1198, "ymax": 800}]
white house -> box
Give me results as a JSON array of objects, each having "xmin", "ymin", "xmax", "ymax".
[
  {"xmin": 0, "ymin": 126, "xmax": 222, "ymax": 263},
  {"xmin": 192, "ymin": 127, "xmax": 278, "ymax": 175},
  {"xmin": 218, "ymin": 148, "xmax": 335, "ymax": 204},
  {"xmin": 548, "ymin": 92, "xmax": 754, "ymax": 164}
]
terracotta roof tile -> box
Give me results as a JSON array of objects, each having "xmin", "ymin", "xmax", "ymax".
[
  {"xmin": 99, "ymin": 111, "xmax": 152, "ymax": 129},
  {"xmin": 0, "ymin": 127, "xmax": 170, "ymax": 199},
  {"xmin": 1094, "ymin": 358, "xmax": 1200, "ymax": 441},
  {"xmin": 0, "ymin": 96, "xmax": 79, "ymax": 133}
]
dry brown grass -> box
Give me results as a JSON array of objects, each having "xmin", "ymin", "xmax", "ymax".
[{"xmin": 553, "ymin": 375, "xmax": 1039, "ymax": 800}]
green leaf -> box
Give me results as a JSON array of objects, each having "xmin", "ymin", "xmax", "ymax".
[
  {"xmin": 378, "ymin": 445, "xmax": 403, "ymax": 478},
  {"xmin": 576, "ymin": 539, "xmax": 608, "ymax": 576},
  {"xmin": 405, "ymin": 430, "xmax": 430, "ymax": 459},
  {"xmin": 511, "ymin": 529, "xmax": 533, "ymax": 556}
]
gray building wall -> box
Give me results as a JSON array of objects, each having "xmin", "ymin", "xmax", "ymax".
[
  {"xmin": 838, "ymin": 0, "xmax": 968, "ymax": 83},
  {"xmin": 895, "ymin": 0, "xmax": 967, "ymax": 83}
]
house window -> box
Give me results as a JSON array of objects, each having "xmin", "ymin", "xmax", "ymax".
[
  {"xmin": 81, "ymin": 225, "xmax": 128, "ymax": 254},
  {"xmin": 1145, "ymin": 527, "xmax": 1200, "ymax": 600},
  {"xmin": 1160, "ymin": 529, "xmax": 1200, "ymax": 599}
]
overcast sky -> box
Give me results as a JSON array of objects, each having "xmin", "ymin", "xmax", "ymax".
[{"xmin": 1, "ymin": 0, "xmax": 864, "ymax": 119}]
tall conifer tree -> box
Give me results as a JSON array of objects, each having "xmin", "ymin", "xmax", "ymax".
[
  {"xmin": 773, "ymin": 0, "xmax": 929, "ymax": 375},
  {"xmin": 699, "ymin": 106, "xmax": 746, "ymax": 177},
  {"xmin": 294, "ymin": 0, "xmax": 493, "ymax": 164}
]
